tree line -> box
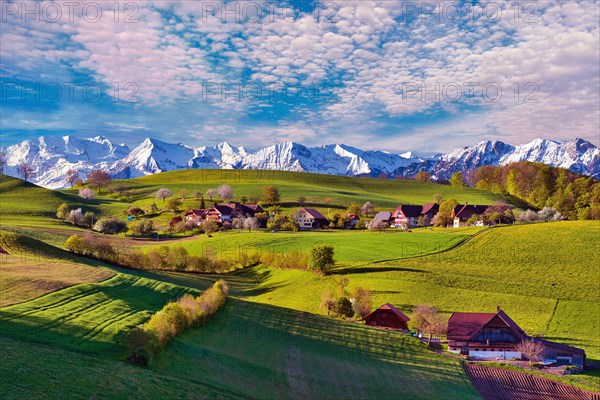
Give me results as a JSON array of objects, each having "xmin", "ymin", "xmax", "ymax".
[{"xmin": 126, "ymin": 280, "xmax": 228, "ymax": 366}]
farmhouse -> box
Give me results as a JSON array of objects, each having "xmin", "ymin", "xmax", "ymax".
[
  {"xmin": 448, "ymin": 307, "xmax": 586, "ymax": 367},
  {"xmin": 451, "ymin": 204, "xmax": 488, "ymax": 228},
  {"xmin": 205, "ymin": 203, "xmax": 264, "ymax": 224},
  {"xmin": 420, "ymin": 203, "xmax": 439, "ymax": 221},
  {"xmin": 294, "ymin": 208, "xmax": 328, "ymax": 229},
  {"xmin": 392, "ymin": 205, "xmax": 422, "ymax": 228},
  {"xmin": 373, "ymin": 211, "xmax": 393, "ymax": 226},
  {"xmin": 364, "ymin": 303, "xmax": 410, "ymax": 331},
  {"xmin": 185, "ymin": 209, "xmax": 206, "ymax": 225}
]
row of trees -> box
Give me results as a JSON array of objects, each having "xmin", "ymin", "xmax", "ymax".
[
  {"xmin": 446, "ymin": 163, "xmax": 600, "ymax": 220},
  {"xmin": 260, "ymin": 244, "xmax": 335, "ymax": 274},
  {"xmin": 127, "ymin": 280, "xmax": 228, "ymax": 366},
  {"xmin": 155, "ymin": 184, "xmax": 281, "ymax": 207},
  {"xmin": 65, "ymin": 235, "xmax": 258, "ymax": 273}
]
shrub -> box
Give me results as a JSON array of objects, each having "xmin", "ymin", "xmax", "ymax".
[
  {"xmin": 334, "ymin": 297, "xmax": 354, "ymax": 318},
  {"xmin": 130, "ymin": 219, "xmax": 155, "ymax": 237},
  {"xmin": 56, "ymin": 202, "xmax": 70, "ymax": 220},
  {"xmin": 93, "ymin": 217, "xmax": 128, "ymax": 235},
  {"xmin": 309, "ymin": 245, "xmax": 335, "ymax": 273}
]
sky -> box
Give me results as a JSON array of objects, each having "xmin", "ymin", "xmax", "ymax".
[{"xmin": 1, "ymin": 0, "xmax": 599, "ymax": 154}]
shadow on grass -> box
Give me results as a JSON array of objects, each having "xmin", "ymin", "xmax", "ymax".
[{"xmin": 329, "ymin": 265, "xmax": 429, "ymax": 275}]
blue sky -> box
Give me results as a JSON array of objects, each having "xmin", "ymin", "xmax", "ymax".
[{"xmin": 1, "ymin": 0, "xmax": 599, "ymax": 154}]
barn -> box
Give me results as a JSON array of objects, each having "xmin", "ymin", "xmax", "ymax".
[{"xmin": 364, "ymin": 303, "xmax": 410, "ymax": 331}]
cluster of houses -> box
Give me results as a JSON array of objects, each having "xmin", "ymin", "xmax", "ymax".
[
  {"xmin": 184, "ymin": 203, "xmax": 265, "ymax": 225},
  {"xmin": 364, "ymin": 304, "xmax": 586, "ymax": 368},
  {"xmin": 183, "ymin": 202, "xmax": 497, "ymax": 230}
]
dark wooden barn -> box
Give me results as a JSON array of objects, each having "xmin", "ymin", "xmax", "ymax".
[{"xmin": 364, "ymin": 303, "xmax": 410, "ymax": 331}]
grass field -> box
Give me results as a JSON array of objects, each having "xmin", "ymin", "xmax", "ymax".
[
  {"xmin": 0, "ymin": 255, "xmax": 114, "ymax": 307},
  {"xmin": 0, "ymin": 273, "xmax": 196, "ymax": 354},
  {"xmin": 141, "ymin": 227, "xmax": 478, "ymax": 265}
]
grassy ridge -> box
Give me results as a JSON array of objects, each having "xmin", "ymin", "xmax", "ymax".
[
  {"xmin": 92, "ymin": 169, "xmax": 509, "ymax": 220},
  {"xmin": 0, "ymin": 274, "xmax": 196, "ymax": 354}
]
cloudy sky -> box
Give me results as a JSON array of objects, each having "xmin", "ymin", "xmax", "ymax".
[{"xmin": 1, "ymin": 0, "xmax": 599, "ymax": 154}]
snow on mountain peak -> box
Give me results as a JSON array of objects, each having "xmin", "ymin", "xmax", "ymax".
[{"xmin": 2, "ymin": 136, "xmax": 598, "ymax": 188}]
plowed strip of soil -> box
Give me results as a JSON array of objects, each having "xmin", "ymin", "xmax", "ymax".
[{"xmin": 465, "ymin": 364, "xmax": 600, "ymax": 400}]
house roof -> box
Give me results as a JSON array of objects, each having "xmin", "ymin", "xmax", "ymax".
[
  {"xmin": 421, "ymin": 203, "xmax": 439, "ymax": 215},
  {"xmin": 186, "ymin": 209, "xmax": 205, "ymax": 216},
  {"xmin": 537, "ymin": 339, "xmax": 586, "ymax": 356},
  {"xmin": 452, "ymin": 204, "xmax": 489, "ymax": 219},
  {"xmin": 365, "ymin": 303, "xmax": 410, "ymax": 322},
  {"xmin": 374, "ymin": 211, "xmax": 392, "ymax": 221},
  {"xmin": 448, "ymin": 308, "xmax": 527, "ymax": 341},
  {"xmin": 298, "ymin": 208, "xmax": 328, "ymax": 220},
  {"xmin": 393, "ymin": 205, "xmax": 422, "ymax": 218}
]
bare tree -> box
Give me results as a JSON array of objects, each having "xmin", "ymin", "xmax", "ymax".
[
  {"xmin": 66, "ymin": 168, "xmax": 79, "ymax": 187},
  {"xmin": 18, "ymin": 162, "xmax": 35, "ymax": 182},
  {"xmin": 516, "ymin": 339, "xmax": 545, "ymax": 366},
  {"xmin": 206, "ymin": 188, "xmax": 218, "ymax": 201},
  {"xmin": 87, "ymin": 170, "xmax": 111, "ymax": 193},
  {"xmin": 180, "ymin": 188, "xmax": 188, "ymax": 201},
  {"xmin": 366, "ymin": 219, "xmax": 388, "ymax": 232},
  {"xmin": 218, "ymin": 184, "xmax": 233, "ymax": 202},
  {"xmin": 351, "ymin": 287, "xmax": 372, "ymax": 319},
  {"xmin": 155, "ymin": 188, "xmax": 173, "ymax": 202},
  {"xmin": 193, "ymin": 190, "xmax": 201, "ymax": 201},
  {"xmin": 361, "ymin": 201, "xmax": 374, "ymax": 217},
  {"xmin": 320, "ymin": 287, "xmax": 336, "ymax": 316},
  {"xmin": 0, "ymin": 149, "xmax": 6, "ymax": 174},
  {"xmin": 410, "ymin": 304, "xmax": 448, "ymax": 348}
]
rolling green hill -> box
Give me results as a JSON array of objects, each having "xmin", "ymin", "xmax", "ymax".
[{"xmin": 87, "ymin": 169, "xmax": 511, "ymax": 213}]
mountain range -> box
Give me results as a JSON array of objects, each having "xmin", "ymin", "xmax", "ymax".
[{"xmin": 1, "ymin": 136, "xmax": 598, "ymax": 189}]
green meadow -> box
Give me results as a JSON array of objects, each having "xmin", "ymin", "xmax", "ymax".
[{"xmin": 0, "ymin": 172, "xmax": 598, "ymax": 397}]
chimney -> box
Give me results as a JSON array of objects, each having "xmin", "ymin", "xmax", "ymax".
[{"xmin": 496, "ymin": 305, "xmax": 501, "ymax": 312}]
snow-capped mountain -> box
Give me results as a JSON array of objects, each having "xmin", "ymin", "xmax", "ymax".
[{"xmin": 1, "ymin": 136, "xmax": 598, "ymax": 189}]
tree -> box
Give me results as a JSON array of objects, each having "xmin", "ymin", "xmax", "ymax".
[
  {"xmin": 66, "ymin": 208, "xmax": 83, "ymax": 226},
  {"xmin": 538, "ymin": 207, "xmax": 560, "ymax": 222},
  {"xmin": 351, "ymin": 287, "xmax": 372, "ymax": 319},
  {"xmin": 262, "ymin": 185, "xmax": 280, "ymax": 204},
  {"xmin": 201, "ymin": 220, "xmax": 219, "ymax": 235},
  {"xmin": 334, "ymin": 297, "xmax": 354, "ymax": 318},
  {"xmin": 206, "ymin": 188, "xmax": 218, "ymax": 201},
  {"xmin": 240, "ymin": 196, "xmax": 248, "ymax": 204},
  {"xmin": 366, "ymin": 219, "xmax": 388, "ymax": 232},
  {"xmin": 346, "ymin": 203, "xmax": 361, "ymax": 216},
  {"xmin": 217, "ymin": 185, "xmax": 233, "ymax": 202},
  {"xmin": 126, "ymin": 326, "xmax": 158, "ymax": 366},
  {"xmin": 66, "ymin": 168, "xmax": 79, "ymax": 187},
  {"xmin": 166, "ymin": 198, "xmax": 183, "ymax": 212},
  {"xmin": 519, "ymin": 209, "xmax": 540, "ymax": 223},
  {"xmin": 18, "ymin": 162, "xmax": 35, "ymax": 182},
  {"xmin": 516, "ymin": 339, "xmax": 545, "ymax": 366},
  {"xmin": 309, "ymin": 245, "xmax": 335, "ymax": 273},
  {"xmin": 433, "ymin": 193, "xmax": 443, "ymax": 205},
  {"xmin": 243, "ymin": 217, "xmax": 259, "ymax": 232},
  {"xmin": 193, "ymin": 190, "xmax": 201, "ymax": 201},
  {"xmin": 450, "ymin": 172, "xmax": 466, "ymax": 187},
  {"xmin": 361, "ymin": 201, "xmax": 374, "ymax": 217},
  {"xmin": 87, "ymin": 170, "xmax": 111, "ymax": 192},
  {"xmin": 410, "ymin": 304, "xmax": 447, "ymax": 348},
  {"xmin": 93, "ymin": 217, "xmax": 128, "ymax": 235},
  {"xmin": 156, "ymin": 188, "xmax": 173, "ymax": 202},
  {"xmin": 179, "ymin": 188, "xmax": 188, "ymax": 201},
  {"xmin": 79, "ymin": 187, "xmax": 95, "ymax": 200},
  {"xmin": 0, "ymin": 149, "xmax": 6, "ymax": 174},
  {"xmin": 131, "ymin": 220, "xmax": 156, "ymax": 237},
  {"xmin": 56, "ymin": 202, "xmax": 70, "ymax": 220},
  {"xmin": 127, "ymin": 207, "xmax": 145, "ymax": 217},
  {"xmin": 200, "ymin": 195, "xmax": 206, "ymax": 210},
  {"xmin": 415, "ymin": 171, "xmax": 432, "ymax": 182},
  {"xmin": 297, "ymin": 195, "xmax": 306, "ymax": 205},
  {"xmin": 82, "ymin": 211, "xmax": 95, "ymax": 228},
  {"xmin": 435, "ymin": 199, "xmax": 459, "ymax": 227},
  {"xmin": 320, "ymin": 287, "xmax": 337, "ymax": 316}
]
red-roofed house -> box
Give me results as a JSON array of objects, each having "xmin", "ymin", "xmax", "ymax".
[
  {"xmin": 451, "ymin": 204, "xmax": 488, "ymax": 227},
  {"xmin": 185, "ymin": 209, "xmax": 206, "ymax": 225},
  {"xmin": 205, "ymin": 203, "xmax": 264, "ymax": 224},
  {"xmin": 392, "ymin": 205, "xmax": 422, "ymax": 228},
  {"xmin": 294, "ymin": 208, "xmax": 329, "ymax": 229},
  {"xmin": 420, "ymin": 203, "xmax": 439, "ymax": 221},
  {"xmin": 448, "ymin": 306, "xmax": 586, "ymax": 367},
  {"xmin": 364, "ymin": 303, "xmax": 410, "ymax": 331}
]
